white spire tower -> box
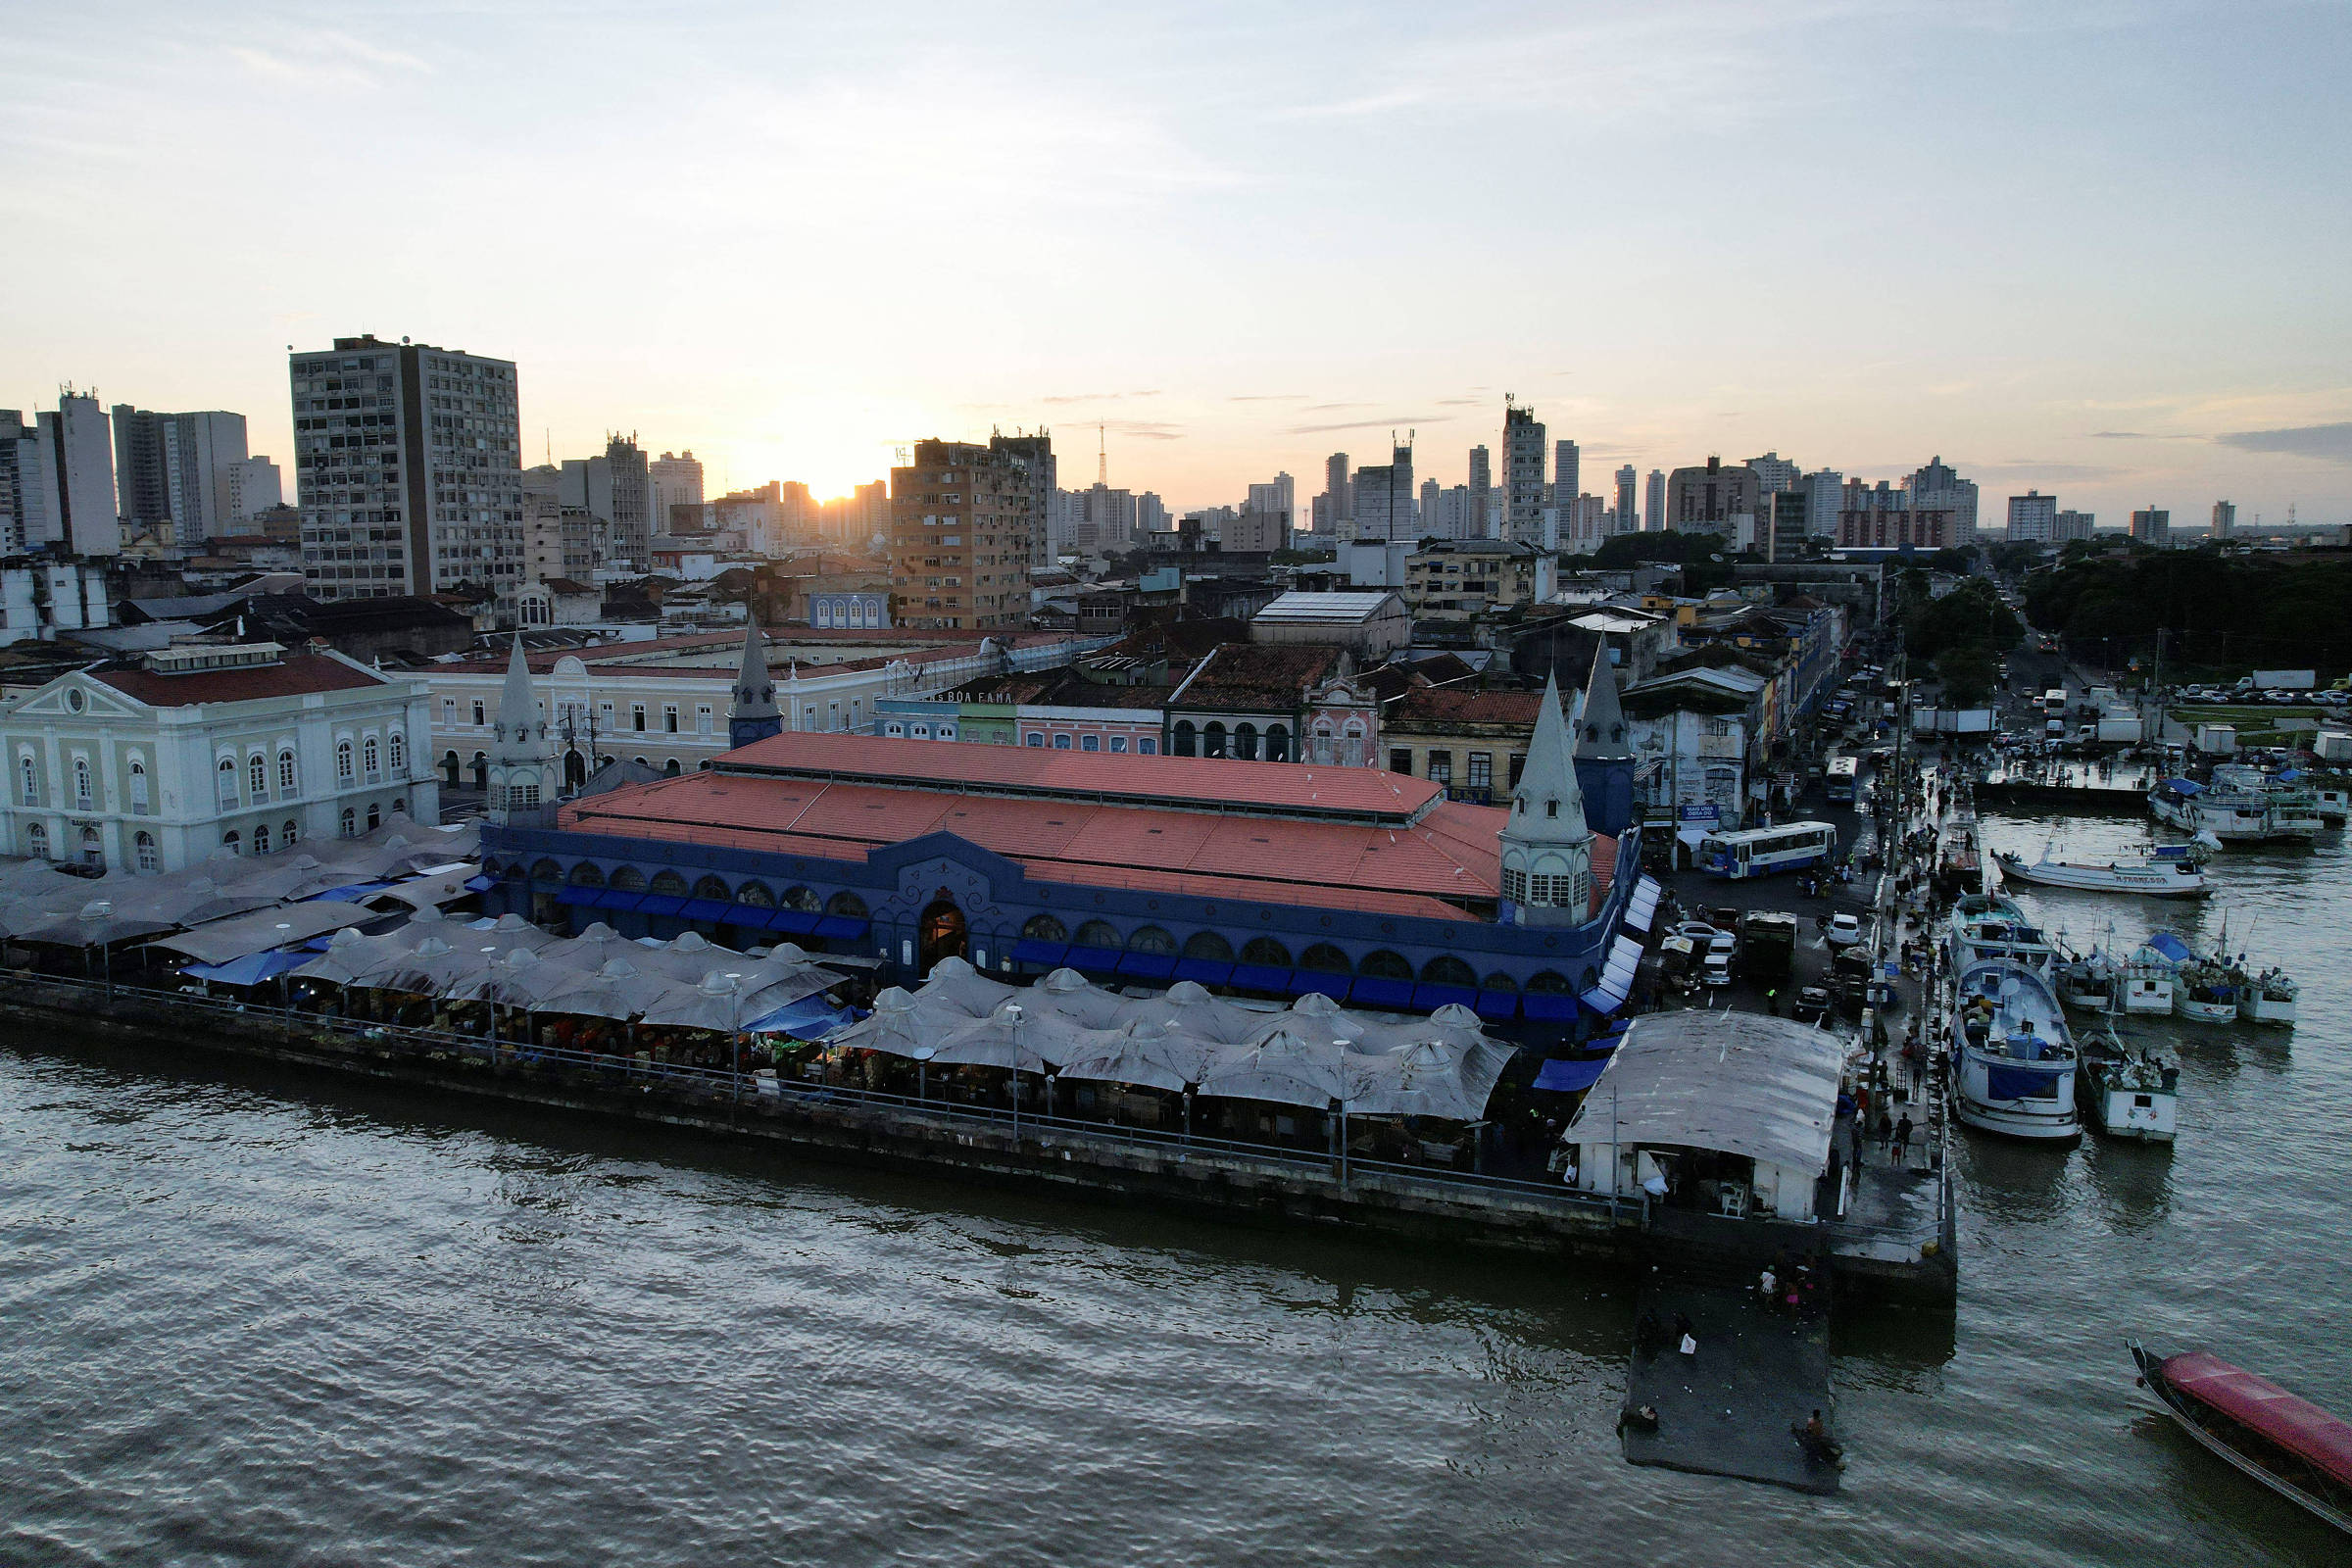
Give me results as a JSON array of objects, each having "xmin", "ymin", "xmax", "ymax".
[
  {"xmin": 1498, "ymin": 665, "xmax": 1595, "ymax": 926},
  {"xmin": 485, "ymin": 633, "xmax": 552, "ymax": 821}
]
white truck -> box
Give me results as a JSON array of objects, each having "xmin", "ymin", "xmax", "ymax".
[
  {"xmin": 2096, "ymin": 708, "xmax": 2144, "ymax": 744},
  {"xmin": 2237, "ymin": 669, "xmax": 2316, "ymax": 694}
]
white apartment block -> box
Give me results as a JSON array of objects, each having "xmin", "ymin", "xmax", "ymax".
[
  {"xmin": 2006, "ymin": 490, "xmax": 2057, "ymax": 543},
  {"xmin": 290, "ymin": 335, "xmax": 524, "ymax": 610},
  {"xmin": 0, "ymin": 642, "xmax": 438, "ymax": 874}
]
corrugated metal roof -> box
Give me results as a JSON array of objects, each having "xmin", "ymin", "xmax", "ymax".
[
  {"xmin": 1251, "ymin": 591, "xmax": 1401, "ymax": 623},
  {"xmin": 1566, "ymin": 1011, "xmax": 1842, "ymax": 1173}
]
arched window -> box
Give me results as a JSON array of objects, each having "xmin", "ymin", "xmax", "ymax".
[
  {"xmin": 1127, "ymin": 925, "xmax": 1178, "ymax": 956},
  {"xmin": 283, "ymin": 820, "xmax": 299, "ymax": 847},
  {"xmin": 366, "ymin": 804, "xmax": 380, "ymax": 831},
  {"xmin": 664, "ymin": 759, "xmax": 681, "ymax": 776},
  {"xmin": 532, "ymin": 858, "xmax": 565, "ymax": 884},
  {"xmin": 782, "ymin": 885, "xmax": 820, "ymax": 912},
  {"xmin": 1420, "ymin": 955, "xmax": 1478, "ymax": 988},
  {"xmin": 388, "ymin": 730, "xmax": 406, "ymax": 771},
  {"xmin": 126, "ymin": 756, "xmax": 148, "ymax": 812},
  {"xmin": 1235, "ymin": 722, "xmax": 1258, "ymax": 761},
  {"xmin": 1172, "ymin": 720, "xmax": 1197, "ymax": 758},
  {"xmin": 222, "ymin": 830, "xmax": 241, "ymax": 855},
  {"xmin": 1025, "ymin": 732, "xmax": 1045, "ymax": 747},
  {"xmin": 1297, "ymin": 943, "xmax": 1352, "ymax": 974},
  {"xmin": 610, "ymin": 865, "xmax": 647, "ymax": 892},
  {"xmin": 1071, "ymin": 919, "xmax": 1123, "ymax": 951},
  {"xmin": 1021, "ymin": 913, "xmax": 1068, "ymax": 943},
  {"xmin": 826, "ymin": 891, "xmax": 869, "ymax": 919},
  {"xmin": 1052, "ymin": 733, "xmax": 1072, "ymax": 750},
  {"xmin": 336, "ymin": 740, "xmax": 354, "ymax": 782},
  {"xmin": 567, "ymin": 861, "xmax": 606, "ymax": 887},
  {"xmin": 248, "ymin": 753, "xmax": 269, "ymax": 799},
  {"xmin": 693, "ymin": 874, "xmax": 731, "ymax": 902},
  {"xmin": 339, "ymin": 807, "xmax": 356, "ymax": 837},
  {"xmin": 218, "ymin": 756, "xmax": 239, "ymax": 808},
  {"xmin": 1239, "ymin": 937, "xmax": 1292, "ymax": 968},
  {"xmin": 391, "ymin": 798, "xmax": 405, "ymax": 817},
  {"xmin": 363, "ymin": 736, "xmax": 379, "ymax": 780},
  {"xmin": 74, "ymin": 756, "xmax": 92, "ymax": 808},
  {"xmin": 1525, "ymin": 970, "xmax": 1571, "ymax": 994},
  {"xmin": 78, "ymin": 825, "xmax": 102, "ymax": 866},
  {"xmin": 134, "ymin": 830, "xmax": 157, "ymax": 872},
  {"xmin": 277, "ymin": 750, "xmax": 298, "ymax": 796},
  {"xmin": 252, "ymin": 823, "xmax": 270, "ymax": 855},
  {"xmin": 1481, "ymin": 971, "xmax": 1519, "ymax": 994},
  {"xmin": 1181, "ymin": 931, "xmax": 1234, "ymax": 961},
  {"xmin": 734, "ymin": 881, "xmax": 774, "ymax": 908},
  {"xmin": 1202, "ymin": 721, "xmax": 1227, "ymax": 759},
  {"xmin": 25, "ymin": 822, "xmax": 47, "ymax": 859},
  {"xmin": 19, "ymin": 753, "xmax": 38, "ymax": 808},
  {"xmin": 649, "ymin": 869, "xmax": 690, "ymax": 897},
  {"xmin": 1265, "ymin": 724, "xmax": 1289, "ymax": 763},
  {"xmin": 1359, "ymin": 950, "xmax": 1413, "ymax": 981}
]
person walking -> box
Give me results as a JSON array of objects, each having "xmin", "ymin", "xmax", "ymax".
[{"xmin": 1893, "ymin": 1112, "xmax": 1914, "ymax": 1166}]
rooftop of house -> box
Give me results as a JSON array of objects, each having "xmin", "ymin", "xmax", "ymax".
[
  {"xmin": 1170, "ymin": 643, "xmax": 1344, "ymax": 712},
  {"xmin": 1251, "ymin": 590, "xmax": 1404, "ymax": 623},
  {"xmin": 1382, "ymin": 687, "xmax": 1545, "ymax": 730},
  {"xmin": 89, "ymin": 650, "xmax": 390, "ymax": 707}
]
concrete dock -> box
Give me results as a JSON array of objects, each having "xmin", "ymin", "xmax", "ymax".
[{"xmin": 1620, "ymin": 1281, "xmax": 1838, "ymax": 1494}]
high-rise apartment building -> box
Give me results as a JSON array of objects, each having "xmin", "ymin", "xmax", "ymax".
[
  {"xmin": 1350, "ymin": 442, "xmax": 1415, "ymax": 542},
  {"xmin": 1552, "ymin": 438, "xmax": 1579, "ymax": 514},
  {"xmin": 602, "ymin": 436, "xmax": 651, "ymax": 564},
  {"xmin": 1644, "ymin": 468, "xmax": 1665, "ymax": 533},
  {"xmin": 0, "ymin": 410, "xmax": 63, "ymax": 554},
  {"xmin": 1802, "ymin": 470, "xmax": 1843, "ymax": 537},
  {"xmin": 2006, "ymin": 490, "xmax": 2058, "ymax": 544},
  {"xmin": 2054, "ymin": 510, "xmax": 2095, "ymax": 543},
  {"xmin": 44, "ymin": 392, "xmax": 120, "ymax": 556},
  {"xmin": 223, "ymin": 456, "xmax": 282, "ymax": 530},
  {"xmin": 989, "ymin": 431, "xmax": 1055, "ymax": 571},
  {"xmin": 289, "ymin": 334, "xmax": 521, "ymax": 604},
  {"xmin": 1502, "ymin": 405, "xmax": 1546, "ymax": 545},
  {"xmin": 1909, "ymin": 456, "xmax": 1979, "ymax": 548},
  {"xmin": 1136, "ymin": 492, "xmax": 1168, "ymax": 538},
  {"xmin": 1317, "ymin": 452, "xmax": 1351, "ymax": 537},
  {"xmin": 889, "ymin": 438, "xmax": 1032, "ymax": 630},
  {"xmin": 1467, "ymin": 445, "xmax": 1491, "ymax": 539},
  {"xmin": 2131, "ymin": 507, "xmax": 2171, "ymax": 546},
  {"xmin": 649, "ymin": 450, "xmax": 705, "ymax": 535},
  {"xmin": 1666, "ymin": 456, "xmax": 1761, "ymax": 538},
  {"xmin": 1837, "ymin": 479, "xmax": 1952, "ymax": 550},
  {"xmin": 2211, "ymin": 500, "xmax": 2236, "ymax": 538},
  {"xmin": 1614, "ymin": 466, "xmax": 1638, "ymax": 534},
  {"xmin": 114, "ymin": 407, "xmax": 249, "ymax": 541},
  {"xmin": 1745, "ymin": 451, "xmax": 1802, "ymax": 493}
]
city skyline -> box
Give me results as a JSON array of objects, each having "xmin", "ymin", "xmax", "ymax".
[{"xmin": 4, "ymin": 2, "xmax": 2348, "ymax": 523}]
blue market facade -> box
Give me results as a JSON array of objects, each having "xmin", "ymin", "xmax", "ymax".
[{"xmin": 479, "ymin": 819, "xmax": 1646, "ymax": 1039}]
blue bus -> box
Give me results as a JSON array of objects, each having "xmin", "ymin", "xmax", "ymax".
[
  {"xmin": 1697, "ymin": 821, "xmax": 1839, "ymax": 880},
  {"xmin": 1825, "ymin": 758, "xmax": 1860, "ymax": 807}
]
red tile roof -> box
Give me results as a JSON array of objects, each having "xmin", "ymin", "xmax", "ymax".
[
  {"xmin": 1383, "ymin": 688, "xmax": 1544, "ymax": 727},
  {"xmin": 93, "ymin": 653, "xmax": 388, "ymax": 707},
  {"xmin": 718, "ymin": 731, "xmax": 1445, "ymax": 821},
  {"xmin": 557, "ymin": 762, "xmax": 1504, "ymax": 919}
]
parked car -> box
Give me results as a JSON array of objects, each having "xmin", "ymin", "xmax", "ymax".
[
  {"xmin": 1825, "ymin": 911, "xmax": 1865, "ymax": 948},
  {"xmin": 1670, "ymin": 920, "xmax": 1737, "ymax": 956},
  {"xmin": 1701, "ymin": 951, "xmax": 1733, "ymax": 987},
  {"xmin": 1791, "ymin": 985, "xmax": 1836, "ymax": 1023}
]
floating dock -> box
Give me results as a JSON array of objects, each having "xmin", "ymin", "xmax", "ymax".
[{"xmin": 1621, "ymin": 1281, "xmax": 1838, "ymax": 1494}]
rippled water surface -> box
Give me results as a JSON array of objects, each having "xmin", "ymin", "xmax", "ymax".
[{"xmin": 5, "ymin": 811, "xmax": 2349, "ymax": 1566}]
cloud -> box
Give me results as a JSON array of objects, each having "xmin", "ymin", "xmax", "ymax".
[
  {"xmin": 1436, "ymin": 397, "xmax": 1485, "ymax": 407},
  {"xmin": 2087, "ymin": 430, "xmax": 2161, "ymax": 439},
  {"xmin": 1305, "ymin": 402, "xmax": 1371, "ymax": 413},
  {"xmin": 1228, "ymin": 393, "xmax": 1307, "ymax": 402},
  {"xmin": 1966, "ymin": 461, "xmax": 2130, "ymax": 482},
  {"xmin": 1284, "ymin": 415, "xmax": 1455, "ymax": 435},
  {"xmin": 1106, "ymin": 421, "xmax": 1183, "ymax": 441},
  {"xmin": 1042, "ymin": 390, "xmax": 1162, "ymax": 405},
  {"xmin": 229, "ymin": 29, "xmax": 428, "ymax": 90},
  {"xmin": 2215, "ymin": 422, "xmax": 2352, "ymax": 463}
]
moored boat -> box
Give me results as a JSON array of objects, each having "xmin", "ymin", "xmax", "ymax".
[
  {"xmin": 2121, "ymin": 939, "xmax": 2180, "ymax": 1015},
  {"xmin": 1949, "ymin": 958, "xmax": 2079, "ymax": 1141},
  {"xmin": 1946, "ymin": 894, "xmax": 2058, "ymax": 977},
  {"xmin": 2078, "ymin": 1025, "xmax": 2178, "ymax": 1143},
  {"xmin": 1936, "ymin": 811, "xmax": 1983, "ymax": 900},
  {"xmin": 2150, "ymin": 768, "xmax": 2324, "ymax": 846},
  {"xmin": 2130, "ymin": 1343, "xmax": 2352, "ymax": 1537},
  {"xmin": 2234, "ymin": 964, "xmax": 2299, "ymax": 1026},
  {"xmin": 1993, "ymin": 841, "xmax": 2211, "ymax": 899},
  {"xmin": 2175, "ymin": 953, "xmax": 2240, "ymax": 1024}
]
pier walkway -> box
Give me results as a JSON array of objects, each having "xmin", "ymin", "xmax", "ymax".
[{"xmin": 1621, "ymin": 1280, "xmax": 1839, "ymax": 1494}]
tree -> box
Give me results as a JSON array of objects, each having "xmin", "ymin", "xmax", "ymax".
[{"xmin": 1936, "ymin": 646, "xmax": 1999, "ymax": 707}]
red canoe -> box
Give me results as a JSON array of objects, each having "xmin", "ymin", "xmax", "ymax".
[{"xmin": 2132, "ymin": 1342, "xmax": 2352, "ymax": 1537}]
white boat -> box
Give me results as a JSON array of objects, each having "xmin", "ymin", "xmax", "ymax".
[
  {"xmin": 1950, "ymin": 958, "xmax": 2081, "ymax": 1140},
  {"xmin": 2234, "ymin": 965, "xmax": 2299, "ymax": 1026},
  {"xmin": 2149, "ymin": 768, "xmax": 2323, "ymax": 845},
  {"xmin": 2174, "ymin": 953, "xmax": 2240, "ymax": 1023},
  {"xmin": 2079, "ymin": 1024, "xmax": 2179, "ymax": 1144},
  {"xmin": 1993, "ymin": 841, "xmax": 2211, "ymax": 899},
  {"xmin": 2057, "ymin": 949, "xmax": 2118, "ymax": 1010},
  {"xmin": 2119, "ymin": 944, "xmax": 2178, "ymax": 1015},
  {"xmin": 1946, "ymin": 894, "xmax": 2058, "ymax": 977}
]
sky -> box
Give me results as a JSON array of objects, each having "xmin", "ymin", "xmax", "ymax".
[{"xmin": 4, "ymin": 0, "xmax": 2350, "ymax": 525}]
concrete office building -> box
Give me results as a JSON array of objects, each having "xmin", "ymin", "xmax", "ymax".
[
  {"xmin": 2211, "ymin": 500, "xmax": 2235, "ymax": 539},
  {"xmin": 0, "ymin": 410, "xmax": 64, "ymax": 554},
  {"xmin": 1802, "ymin": 470, "xmax": 1843, "ymax": 537},
  {"xmin": 1503, "ymin": 405, "xmax": 1547, "ymax": 546},
  {"xmin": 289, "ymin": 335, "xmax": 522, "ymax": 606},
  {"xmin": 1553, "ymin": 438, "xmax": 1580, "ymax": 515},
  {"xmin": 1315, "ymin": 452, "xmax": 1351, "ymax": 537},
  {"xmin": 1745, "ymin": 451, "xmax": 1802, "ymax": 493},
  {"xmin": 890, "ymin": 438, "xmax": 1033, "ymax": 630},
  {"xmin": 1614, "ymin": 466, "xmax": 1638, "ymax": 534},
  {"xmin": 649, "ymin": 451, "xmax": 705, "ymax": 533},
  {"xmin": 24, "ymin": 392, "xmax": 122, "ymax": 557},
  {"xmin": 1666, "ymin": 457, "xmax": 1760, "ymax": 540},
  {"xmin": 2131, "ymin": 507, "xmax": 2170, "ymax": 546},
  {"xmin": 2054, "ymin": 510, "xmax": 2095, "ymax": 543},
  {"xmin": 115, "ymin": 407, "xmax": 251, "ymax": 541},
  {"xmin": 1351, "ymin": 443, "xmax": 1416, "ymax": 543},
  {"xmin": 224, "ymin": 457, "xmax": 282, "ymax": 530},
  {"xmin": 1136, "ymin": 492, "xmax": 1168, "ymax": 538},
  {"xmin": 1468, "ymin": 446, "xmax": 1491, "ymax": 539},
  {"xmin": 1909, "ymin": 457, "xmax": 1979, "ymax": 548},
  {"xmin": 1644, "ymin": 469, "xmax": 1665, "ymax": 534},
  {"xmin": 2006, "ymin": 490, "xmax": 2058, "ymax": 544}
]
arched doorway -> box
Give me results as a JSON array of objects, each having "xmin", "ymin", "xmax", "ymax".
[
  {"xmin": 564, "ymin": 749, "xmax": 588, "ymax": 791},
  {"xmin": 444, "ymin": 751, "xmax": 462, "ymax": 787},
  {"xmin": 918, "ymin": 897, "xmax": 968, "ymax": 975},
  {"xmin": 470, "ymin": 752, "xmax": 488, "ymax": 791}
]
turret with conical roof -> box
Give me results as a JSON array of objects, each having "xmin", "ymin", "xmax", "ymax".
[
  {"xmin": 1572, "ymin": 641, "xmax": 1637, "ymax": 837},
  {"xmin": 1498, "ymin": 665, "xmax": 1595, "ymax": 927},
  {"xmin": 729, "ymin": 622, "xmax": 782, "ymax": 748},
  {"xmin": 486, "ymin": 633, "xmax": 552, "ymax": 822}
]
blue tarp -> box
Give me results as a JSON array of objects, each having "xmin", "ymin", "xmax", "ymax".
[
  {"xmin": 1533, "ymin": 1054, "xmax": 1612, "ymax": 1093},
  {"xmin": 184, "ymin": 949, "xmax": 313, "ymax": 988},
  {"xmin": 634, "ymin": 893, "xmax": 690, "ymax": 918},
  {"xmin": 1985, "ymin": 1065, "xmax": 2062, "ymax": 1102},
  {"xmin": 309, "ymin": 879, "xmax": 401, "ymax": 904},
  {"xmin": 763, "ymin": 907, "xmax": 822, "ymax": 935},
  {"xmin": 2164, "ymin": 777, "xmax": 2203, "ymax": 796},
  {"xmin": 1009, "ymin": 938, "xmax": 1068, "ymax": 967},
  {"xmin": 744, "ymin": 994, "xmax": 862, "ymax": 1040},
  {"xmin": 463, "ymin": 873, "xmax": 495, "ymax": 893},
  {"xmin": 2146, "ymin": 931, "xmax": 2195, "ymax": 963}
]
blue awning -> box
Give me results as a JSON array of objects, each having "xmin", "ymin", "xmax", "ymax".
[
  {"xmin": 185, "ymin": 949, "xmax": 314, "ymax": 988},
  {"xmin": 812, "ymin": 914, "xmax": 868, "ymax": 941},
  {"xmin": 595, "ymin": 890, "xmax": 646, "ymax": 912},
  {"xmin": 1289, "ymin": 971, "xmax": 1348, "ymax": 1003},
  {"xmin": 744, "ymin": 994, "xmax": 862, "ymax": 1040},
  {"xmin": 1533, "ymin": 1054, "xmax": 1612, "ymax": 1093},
  {"xmin": 1347, "ymin": 976, "xmax": 1414, "ymax": 1008},
  {"xmin": 1173, "ymin": 956, "xmax": 1233, "ymax": 986},
  {"xmin": 634, "ymin": 893, "xmax": 689, "ymax": 918},
  {"xmin": 2145, "ymin": 931, "xmax": 2195, "ymax": 963},
  {"xmin": 555, "ymin": 884, "xmax": 604, "ymax": 907},
  {"xmin": 1474, "ymin": 989, "xmax": 1521, "ymax": 1020},
  {"xmin": 463, "ymin": 873, "xmax": 495, "ymax": 893},
  {"xmin": 763, "ymin": 907, "xmax": 821, "ymax": 935},
  {"xmin": 679, "ymin": 898, "xmax": 732, "ymax": 923},
  {"xmin": 1065, "ymin": 945, "xmax": 1123, "ymax": 973},
  {"xmin": 1522, "ymin": 993, "xmax": 1579, "ymax": 1022},
  {"xmin": 1411, "ymin": 982, "xmax": 1479, "ymax": 1011},
  {"xmin": 1116, "ymin": 952, "xmax": 1178, "ymax": 980},
  {"xmin": 310, "ymin": 879, "xmax": 401, "ymax": 904},
  {"xmin": 1228, "ymin": 962, "xmax": 1291, "ymax": 994},
  {"xmin": 1009, "ymin": 938, "xmax": 1068, "ymax": 967}
]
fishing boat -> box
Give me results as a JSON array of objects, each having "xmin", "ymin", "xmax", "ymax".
[
  {"xmin": 2055, "ymin": 948, "xmax": 2117, "ymax": 1010},
  {"xmin": 2233, "ymin": 964, "xmax": 2299, "ymax": 1026},
  {"xmin": 2149, "ymin": 768, "xmax": 2324, "ymax": 845},
  {"xmin": 2174, "ymin": 950, "xmax": 2240, "ymax": 1024},
  {"xmin": 2129, "ymin": 1343, "xmax": 2352, "ymax": 1538},
  {"xmin": 2078, "ymin": 1022, "xmax": 2178, "ymax": 1143},
  {"xmin": 1948, "ymin": 957, "xmax": 2079, "ymax": 1140},
  {"xmin": 1946, "ymin": 894, "xmax": 2058, "ymax": 977},
  {"xmin": 1936, "ymin": 810, "xmax": 1983, "ymax": 901},
  {"xmin": 2119, "ymin": 944, "xmax": 2178, "ymax": 1015},
  {"xmin": 1993, "ymin": 840, "xmax": 2211, "ymax": 898}
]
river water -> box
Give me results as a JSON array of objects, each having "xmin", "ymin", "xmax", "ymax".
[{"xmin": 4, "ymin": 809, "xmax": 2348, "ymax": 1567}]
